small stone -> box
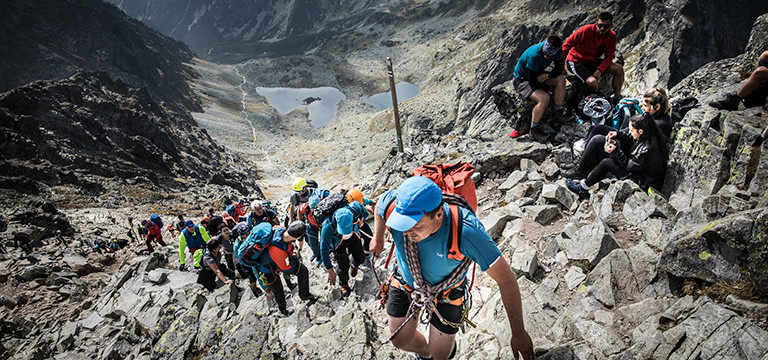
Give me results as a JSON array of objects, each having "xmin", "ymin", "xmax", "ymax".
[{"xmin": 564, "ymin": 266, "xmax": 587, "ymax": 290}]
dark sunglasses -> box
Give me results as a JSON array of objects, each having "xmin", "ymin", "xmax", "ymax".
[{"xmin": 597, "ymin": 23, "xmax": 612, "ymax": 29}]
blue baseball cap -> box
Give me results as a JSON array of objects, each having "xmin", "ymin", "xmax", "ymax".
[
  {"xmin": 386, "ymin": 177, "xmax": 442, "ymax": 232},
  {"xmin": 334, "ymin": 207, "xmax": 354, "ymax": 235},
  {"xmin": 184, "ymin": 220, "xmax": 194, "ymax": 228}
]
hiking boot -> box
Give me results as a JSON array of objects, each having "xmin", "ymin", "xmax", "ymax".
[
  {"xmin": 553, "ymin": 109, "xmax": 573, "ymax": 124},
  {"xmin": 340, "ymin": 284, "xmax": 352, "ymax": 296},
  {"xmin": 251, "ymin": 286, "xmax": 263, "ymax": 297},
  {"xmin": 350, "ymin": 266, "xmax": 359, "ymax": 277},
  {"xmin": 360, "ymin": 258, "xmax": 372, "ymax": 269},
  {"xmin": 413, "ymin": 355, "xmax": 434, "ymax": 360},
  {"xmin": 566, "ymin": 178, "xmax": 590, "ymax": 199},
  {"xmin": 709, "ymin": 93, "xmax": 741, "ymax": 111},
  {"xmin": 301, "ymin": 293, "xmax": 318, "ymax": 305},
  {"xmin": 561, "ymin": 166, "xmax": 588, "ymax": 180},
  {"xmin": 279, "ymin": 308, "xmax": 292, "ymax": 316},
  {"xmin": 529, "ymin": 126, "xmax": 550, "ymax": 143}
]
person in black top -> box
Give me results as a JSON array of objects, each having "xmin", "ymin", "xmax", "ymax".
[
  {"xmin": 566, "ymin": 112, "xmax": 669, "ymax": 198},
  {"xmin": 642, "ymin": 88, "xmax": 673, "ymax": 139},
  {"xmin": 247, "ymin": 201, "xmax": 280, "ymax": 227},
  {"xmin": 197, "ymin": 239, "xmax": 235, "ymax": 291}
]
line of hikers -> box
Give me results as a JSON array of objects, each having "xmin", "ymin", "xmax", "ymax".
[{"xmin": 137, "ymin": 164, "xmax": 532, "ymax": 360}]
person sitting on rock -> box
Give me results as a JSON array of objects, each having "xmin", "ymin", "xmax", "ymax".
[
  {"xmin": 641, "ymin": 88, "xmax": 673, "ymax": 139},
  {"xmin": 178, "ymin": 220, "xmax": 210, "ymax": 271},
  {"xmin": 197, "ymin": 238, "xmax": 235, "ymax": 291},
  {"xmin": 320, "ymin": 202, "xmax": 369, "ymax": 295},
  {"xmin": 142, "ymin": 219, "xmax": 167, "ymax": 253},
  {"xmin": 710, "ymin": 50, "xmax": 768, "ymax": 110},
  {"xmin": 369, "ymin": 177, "xmax": 534, "ymax": 360},
  {"xmin": 54, "ymin": 230, "xmax": 67, "ymax": 246},
  {"xmin": 247, "ymin": 201, "xmax": 280, "ymax": 227},
  {"xmin": 565, "ymin": 112, "xmax": 669, "ymax": 199},
  {"xmin": 253, "ymin": 221, "xmax": 317, "ymax": 315},
  {"xmin": 563, "ymin": 11, "xmax": 624, "ymax": 104},
  {"xmin": 509, "ymin": 35, "xmax": 567, "ymax": 141},
  {"xmin": 346, "ymin": 188, "xmax": 376, "ymax": 268}
]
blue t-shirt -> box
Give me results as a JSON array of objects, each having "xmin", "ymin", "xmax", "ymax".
[
  {"xmin": 377, "ymin": 190, "xmax": 502, "ymax": 289},
  {"xmin": 513, "ymin": 41, "xmax": 563, "ymax": 80},
  {"xmin": 319, "ymin": 203, "xmax": 368, "ymax": 269}
]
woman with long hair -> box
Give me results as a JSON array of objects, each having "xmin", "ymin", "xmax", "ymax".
[{"xmin": 566, "ymin": 112, "xmax": 669, "ymax": 198}]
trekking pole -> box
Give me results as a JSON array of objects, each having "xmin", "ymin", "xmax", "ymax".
[{"xmin": 385, "ymin": 57, "xmax": 404, "ymax": 153}]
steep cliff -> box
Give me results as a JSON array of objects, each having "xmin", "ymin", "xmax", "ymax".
[{"xmin": 0, "ymin": 0, "xmax": 201, "ymax": 112}]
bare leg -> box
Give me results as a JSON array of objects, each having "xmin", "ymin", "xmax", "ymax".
[
  {"xmin": 529, "ymin": 89, "xmax": 550, "ymax": 124},
  {"xmin": 427, "ymin": 324, "xmax": 457, "ymax": 360},
  {"xmin": 737, "ymin": 51, "xmax": 768, "ymax": 98},
  {"xmin": 389, "ymin": 315, "xmax": 430, "ymax": 357},
  {"xmin": 544, "ymin": 75, "xmax": 566, "ymax": 106},
  {"xmin": 606, "ymin": 62, "xmax": 624, "ymax": 97}
]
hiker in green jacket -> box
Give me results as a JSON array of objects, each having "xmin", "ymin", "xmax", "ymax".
[{"xmin": 178, "ymin": 220, "xmax": 210, "ymax": 271}]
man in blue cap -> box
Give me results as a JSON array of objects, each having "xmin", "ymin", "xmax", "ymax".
[
  {"xmin": 370, "ymin": 177, "xmax": 533, "ymax": 360},
  {"xmin": 509, "ymin": 35, "xmax": 567, "ymax": 141},
  {"xmin": 320, "ymin": 202, "xmax": 368, "ymax": 294}
]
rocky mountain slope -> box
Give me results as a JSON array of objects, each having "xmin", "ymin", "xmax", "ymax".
[
  {"xmin": 0, "ymin": 0, "xmax": 261, "ymax": 245},
  {"xmin": 106, "ymin": 0, "xmax": 506, "ymax": 62},
  {"xmin": 0, "ymin": 0, "xmax": 200, "ymax": 112},
  {"xmin": 2, "ymin": 1, "xmax": 768, "ymax": 360}
]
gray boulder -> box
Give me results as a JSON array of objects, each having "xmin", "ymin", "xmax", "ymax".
[
  {"xmin": 653, "ymin": 297, "xmax": 768, "ymax": 359},
  {"xmin": 559, "ymin": 219, "xmax": 620, "ymax": 267},
  {"xmin": 524, "ymin": 205, "xmax": 561, "ymax": 225},
  {"xmin": 151, "ymin": 307, "xmax": 200, "ymax": 360},
  {"xmin": 509, "ymin": 242, "xmax": 538, "ymax": 279},
  {"xmin": 498, "ymin": 170, "xmax": 527, "ymax": 192},
  {"xmin": 481, "ymin": 208, "xmax": 513, "ymax": 240},
  {"xmin": 659, "ymin": 209, "xmax": 765, "ymax": 285},
  {"xmin": 540, "ymin": 183, "xmax": 578, "ymax": 211}
]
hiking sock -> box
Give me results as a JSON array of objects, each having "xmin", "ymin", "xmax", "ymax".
[
  {"xmin": 530, "ymin": 121, "xmax": 541, "ymax": 128},
  {"xmin": 554, "ymin": 105, "xmax": 564, "ymax": 112},
  {"xmin": 579, "ymin": 179, "xmax": 589, "ymax": 190}
]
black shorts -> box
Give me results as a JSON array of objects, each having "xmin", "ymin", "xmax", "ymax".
[
  {"xmin": 386, "ymin": 281, "xmax": 467, "ymax": 335},
  {"xmin": 513, "ymin": 77, "xmax": 548, "ymax": 99},
  {"xmin": 759, "ymin": 56, "xmax": 768, "ymax": 69},
  {"xmin": 567, "ymin": 60, "xmax": 603, "ymax": 83}
]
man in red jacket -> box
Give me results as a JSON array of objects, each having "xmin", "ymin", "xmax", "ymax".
[{"xmin": 562, "ymin": 12, "xmax": 624, "ymax": 102}]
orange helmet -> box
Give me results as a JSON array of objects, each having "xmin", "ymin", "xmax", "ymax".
[{"xmin": 346, "ymin": 189, "xmax": 364, "ymax": 205}]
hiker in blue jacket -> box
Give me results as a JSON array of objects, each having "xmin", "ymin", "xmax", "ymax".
[
  {"xmin": 252, "ymin": 222, "xmax": 316, "ymax": 315},
  {"xmin": 370, "ymin": 177, "xmax": 533, "ymax": 360},
  {"xmin": 320, "ymin": 202, "xmax": 368, "ymax": 295}
]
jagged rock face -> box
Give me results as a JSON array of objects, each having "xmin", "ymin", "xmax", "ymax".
[
  {"xmin": 0, "ymin": 0, "xmax": 200, "ymax": 112},
  {"xmin": 107, "ymin": 0, "xmax": 502, "ymax": 61},
  {"xmin": 0, "ymin": 71, "xmax": 255, "ymax": 197},
  {"xmin": 404, "ymin": 0, "xmax": 768, "ymax": 138}
]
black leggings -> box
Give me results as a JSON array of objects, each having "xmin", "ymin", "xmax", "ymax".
[
  {"xmin": 263, "ymin": 258, "xmax": 310, "ymax": 312},
  {"xmin": 580, "ymin": 125, "xmax": 632, "ymax": 187},
  {"xmin": 334, "ymin": 233, "xmax": 367, "ymax": 287}
]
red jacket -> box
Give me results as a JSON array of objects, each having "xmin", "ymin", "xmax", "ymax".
[
  {"xmin": 147, "ymin": 221, "xmax": 163, "ymax": 241},
  {"xmin": 562, "ymin": 24, "xmax": 617, "ymax": 72}
]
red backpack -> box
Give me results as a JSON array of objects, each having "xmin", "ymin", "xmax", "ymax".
[{"xmin": 384, "ymin": 162, "xmax": 478, "ymax": 261}]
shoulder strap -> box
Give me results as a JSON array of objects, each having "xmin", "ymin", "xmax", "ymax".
[{"xmin": 447, "ymin": 204, "xmax": 464, "ymax": 261}]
